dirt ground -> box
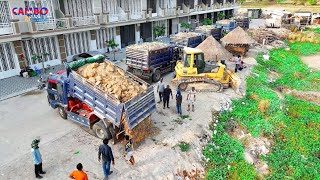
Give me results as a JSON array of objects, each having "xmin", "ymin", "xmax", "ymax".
[
  {"xmin": 300, "ymin": 54, "xmax": 320, "ymax": 71},
  {"xmin": 0, "ymin": 60, "xmax": 253, "ymax": 180}
]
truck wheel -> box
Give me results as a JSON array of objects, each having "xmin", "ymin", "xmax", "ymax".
[
  {"xmin": 170, "ymin": 63, "xmax": 176, "ymax": 72},
  {"xmin": 93, "ymin": 121, "xmax": 112, "ymax": 140},
  {"xmin": 58, "ymin": 107, "xmax": 67, "ymax": 119},
  {"xmin": 152, "ymin": 70, "xmax": 161, "ymax": 82},
  {"xmin": 178, "ymin": 82, "xmax": 188, "ymax": 91}
]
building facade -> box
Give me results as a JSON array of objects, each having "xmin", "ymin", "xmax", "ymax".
[{"xmin": 0, "ymin": 0, "xmax": 239, "ymax": 79}]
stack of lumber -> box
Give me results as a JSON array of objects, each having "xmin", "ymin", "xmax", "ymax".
[{"xmin": 77, "ymin": 62, "xmax": 147, "ymax": 102}]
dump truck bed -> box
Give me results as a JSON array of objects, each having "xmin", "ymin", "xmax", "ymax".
[
  {"xmin": 69, "ymin": 60, "xmax": 156, "ymax": 129},
  {"xmin": 170, "ymin": 32, "xmax": 203, "ymax": 48},
  {"xmin": 126, "ymin": 43, "xmax": 172, "ymax": 70}
]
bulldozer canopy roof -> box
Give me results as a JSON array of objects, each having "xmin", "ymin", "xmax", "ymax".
[{"xmin": 183, "ymin": 47, "xmax": 203, "ymax": 54}]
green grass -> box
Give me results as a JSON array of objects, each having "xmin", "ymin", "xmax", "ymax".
[
  {"xmin": 203, "ymin": 41, "xmax": 320, "ymax": 179},
  {"xmin": 178, "ymin": 142, "xmax": 191, "ymax": 152}
]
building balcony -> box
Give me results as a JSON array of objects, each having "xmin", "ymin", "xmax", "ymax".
[
  {"xmin": 71, "ymin": 16, "xmax": 97, "ymax": 27},
  {"xmin": 0, "ymin": 23, "xmax": 14, "ymax": 36},
  {"xmin": 0, "ymin": 21, "xmax": 21, "ymax": 43},
  {"xmin": 34, "ymin": 18, "xmax": 69, "ymax": 31},
  {"xmin": 16, "ymin": 16, "xmax": 100, "ymax": 38}
]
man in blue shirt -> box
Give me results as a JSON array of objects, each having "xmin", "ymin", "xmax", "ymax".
[
  {"xmin": 98, "ymin": 138, "xmax": 115, "ymax": 180},
  {"xmin": 31, "ymin": 138, "xmax": 46, "ymax": 179}
]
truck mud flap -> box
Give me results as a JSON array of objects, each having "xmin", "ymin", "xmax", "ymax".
[
  {"xmin": 124, "ymin": 87, "xmax": 156, "ymax": 129},
  {"xmin": 67, "ymin": 111, "xmax": 90, "ymax": 128}
]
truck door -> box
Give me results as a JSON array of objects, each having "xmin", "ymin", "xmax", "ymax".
[{"xmin": 47, "ymin": 80, "xmax": 66, "ymax": 108}]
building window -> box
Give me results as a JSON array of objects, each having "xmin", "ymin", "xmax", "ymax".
[
  {"xmin": 22, "ymin": 37, "xmax": 59, "ymax": 66},
  {"xmin": 0, "ymin": 1, "xmax": 10, "ymax": 24},
  {"xmin": 64, "ymin": 31, "xmax": 90, "ymax": 56},
  {"xmin": 0, "ymin": 43, "xmax": 15, "ymax": 72}
]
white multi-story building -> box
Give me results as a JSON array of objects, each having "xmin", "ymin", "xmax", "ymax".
[{"xmin": 0, "ymin": 0, "xmax": 239, "ymax": 79}]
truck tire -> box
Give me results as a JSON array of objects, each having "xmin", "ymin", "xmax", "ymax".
[
  {"xmin": 58, "ymin": 107, "xmax": 67, "ymax": 119},
  {"xmin": 170, "ymin": 63, "xmax": 176, "ymax": 72},
  {"xmin": 152, "ymin": 69, "xmax": 161, "ymax": 82},
  {"xmin": 93, "ymin": 121, "xmax": 112, "ymax": 140}
]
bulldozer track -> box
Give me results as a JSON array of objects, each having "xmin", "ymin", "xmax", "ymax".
[{"xmin": 177, "ymin": 77, "xmax": 224, "ymax": 92}]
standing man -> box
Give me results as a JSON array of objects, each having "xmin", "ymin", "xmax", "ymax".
[
  {"xmin": 69, "ymin": 163, "xmax": 88, "ymax": 180},
  {"xmin": 98, "ymin": 138, "xmax": 115, "ymax": 180},
  {"xmin": 176, "ymin": 89, "xmax": 183, "ymax": 116},
  {"xmin": 186, "ymin": 87, "xmax": 196, "ymax": 112},
  {"xmin": 31, "ymin": 137, "xmax": 46, "ymax": 179},
  {"xmin": 163, "ymin": 85, "xmax": 173, "ymax": 109},
  {"xmin": 234, "ymin": 55, "xmax": 242, "ymax": 72},
  {"xmin": 157, "ymin": 78, "xmax": 165, "ymax": 103},
  {"xmin": 122, "ymin": 135, "xmax": 135, "ymax": 165}
]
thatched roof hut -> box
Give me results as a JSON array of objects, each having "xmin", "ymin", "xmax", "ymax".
[
  {"xmin": 196, "ymin": 36, "xmax": 232, "ymax": 62},
  {"xmin": 221, "ymin": 26, "xmax": 255, "ymax": 45}
]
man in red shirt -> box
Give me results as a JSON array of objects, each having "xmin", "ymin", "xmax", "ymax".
[{"xmin": 69, "ymin": 163, "xmax": 88, "ymax": 180}]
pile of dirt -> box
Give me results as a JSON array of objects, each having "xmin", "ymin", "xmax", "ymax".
[
  {"xmin": 122, "ymin": 116, "xmax": 159, "ymax": 143},
  {"xmin": 282, "ymin": 89, "xmax": 320, "ymax": 105},
  {"xmin": 301, "ymin": 54, "xmax": 320, "ymax": 71},
  {"xmin": 175, "ymin": 168, "xmax": 204, "ymax": 180},
  {"xmin": 127, "ymin": 42, "xmax": 168, "ymax": 51},
  {"xmin": 77, "ymin": 62, "xmax": 147, "ymax": 102}
]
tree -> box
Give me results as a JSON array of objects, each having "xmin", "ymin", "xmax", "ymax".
[
  {"xmin": 217, "ymin": 12, "xmax": 225, "ymax": 20},
  {"xmin": 308, "ymin": 0, "xmax": 316, "ymax": 5},
  {"xmin": 106, "ymin": 40, "xmax": 119, "ymax": 61},
  {"xmin": 180, "ymin": 22, "xmax": 191, "ymax": 32},
  {"xmin": 202, "ymin": 18, "xmax": 213, "ymax": 25},
  {"xmin": 153, "ymin": 25, "xmax": 166, "ymax": 39},
  {"xmin": 32, "ymin": 53, "xmax": 50, "ymax": 73}
]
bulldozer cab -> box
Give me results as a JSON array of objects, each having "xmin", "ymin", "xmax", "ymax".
[{"xmin": 182, "ymin": 47, "xmax": 205, "ymax": 74}]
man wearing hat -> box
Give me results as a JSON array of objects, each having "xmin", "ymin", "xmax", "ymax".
[{"xmin": 31, "ymin": 137, "xmax": 46, "ymax": 179}]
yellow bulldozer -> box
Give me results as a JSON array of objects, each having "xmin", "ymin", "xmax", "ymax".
[{"xmin": 172, "ymin": 47, "xmax": 241, "ymax": 93}]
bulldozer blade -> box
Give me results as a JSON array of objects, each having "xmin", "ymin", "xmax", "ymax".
[{"xmin": 229, "ymin": 71, "xmax": 241, "ymax": 93}]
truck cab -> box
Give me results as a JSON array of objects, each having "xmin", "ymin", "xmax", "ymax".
[{"xmin": 47, "ymin": 70, "xmax": 68, "ymax": 118}]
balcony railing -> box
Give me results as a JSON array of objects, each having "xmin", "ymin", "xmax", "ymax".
[
  {"xmin": 35, "ymin": 18, "xmax": 69, "ymax": 31},
  {"xmin": 71, "ymin": 16, "xmax": 96, "ymax": 27},
  {"xmin": 164, "ymin": 8, "xmax": 176, "ymax": 16},
  {"xmin": 109, "ymin": 13, "xmax": 127, "ymax": 22},
  {"xmin": 0, "ymin": 23, "xmax": 13, "ymax": 36},
  {"xmin": 130, "ymin": 12, "xmax": 144, "ymax": 20}
]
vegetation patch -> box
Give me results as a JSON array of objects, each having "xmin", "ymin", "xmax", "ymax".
[
  {"xmin": 178, "ymin": 142, "xmax": 191, "ymax": 152},
  {"xmin": 203, "ymin": 41, "xmax": 320, "ymax": 179}
]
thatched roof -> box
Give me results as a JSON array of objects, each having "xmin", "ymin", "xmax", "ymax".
[
  {"xmin": 221, "ymin": 26, "xmax": 255, "ymax": 45},
  {"xmin": 196, "ymin": 36, "xmax": 233, "ymax": 62}
]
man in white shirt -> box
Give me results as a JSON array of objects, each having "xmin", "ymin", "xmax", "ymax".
[
  {"xmin": 186, "ymin": 87, "xmax": 196, "ymax": 112},
  {"xmin": 157, "ymin": 78, "xmax": 165, "ymax": 103}
]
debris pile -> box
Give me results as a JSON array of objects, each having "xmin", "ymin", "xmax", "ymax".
[
  {"xmin": 77, "ymin": 62, "xmax": 147, "ymax": 102},
  {"xmin": 288, "ymin": 32, "xmax": 320, "ymax": 43},
  {"xmin": 248, "ymin": 28, "xmax": 281, "ymax": 44}
]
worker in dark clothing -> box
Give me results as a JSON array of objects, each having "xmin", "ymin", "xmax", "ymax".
[
  {"xmin": 163, "ymin": 85, "xmax": 173, "ymax": 109},
  {"xmin": 98, "ymin": 138, "xmax": 115, "ymax": 180},
  {"xmin": 176, "ymin": 89, "xmax": 182, "ymax": 116}
]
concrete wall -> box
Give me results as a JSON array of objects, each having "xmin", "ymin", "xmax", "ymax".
[{"xmin": 92, "ymin": 0, "xmax": 102, "ymax": 14}]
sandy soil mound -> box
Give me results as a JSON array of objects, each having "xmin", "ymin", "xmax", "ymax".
[{"xmin": 301, "ymin": 54, "xmax": 320, "ymax": 71}]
